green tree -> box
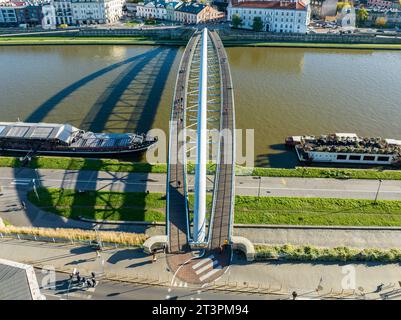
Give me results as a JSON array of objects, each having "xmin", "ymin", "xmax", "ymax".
[
  {"xmin": 336, "ymin": 1, "xmax": 352, "ymax": 12},
  {"xmin": 231, "ymin": 14, "xmax": 243, "ymax": 28},
  {"xmin": 375, "ymin": 16, "xmax": 387, "ymax": 28},
  {"xmin": 357, "ymin": 7, "xmax": 368, "ymax": 26},
  {"xmin": 252, "ymin": 16, "xmax": 263, "ymax": 32}
]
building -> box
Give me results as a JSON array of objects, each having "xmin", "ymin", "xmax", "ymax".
[
  {"xmin": 0, "ymin": 2, "xmax": 20, "ymax": 26},
  {"xmin": 136, "ymin": 0, "xmax": 168, "ymax": 19},
  {"xmin": 0, "ymin": 259, "xmax": 45, "ymax": 300},
  {"xmin": 174, "ymin": 2, "xmax": 224, "ymax": 24},
  {"xmin": 42, "ymin": 1, "xmax": 56, "ymax": 28},
  {"xmin": 52, "ymin": 0, "xmax": 73, "ymax": 25},
  {"xmin": 367, "ymin": 0, "xmax": 395, "ymax": 9},
  {"xmin": 227, "ymin": 0, "xmax": 311, "ymax": 33},
  {"xmin": 71, "ymin": 0, "xmax": 123, "ymax": 24},
  {"xmin": 0, "ymin": 1, "xmax": 47, "ymax": 27},
  {"xmin": 364, "ymin": 6, "xmax": 401, "ymax": 27}
]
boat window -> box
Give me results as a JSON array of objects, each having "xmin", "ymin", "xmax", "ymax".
[
  {"xmin": 377, "ymin": 156, "xmax": 390, "ymax": 162},
  {"xmin": 349, "ymin": 155, "xmax": 361, "ymax": 161},
  {"xmin": 363, "ymin": 156, "xmax": 375, "ymax": 161},
  {"xmin": 336, "ymin": 155, "xmax": 347, "ymax": 160}
]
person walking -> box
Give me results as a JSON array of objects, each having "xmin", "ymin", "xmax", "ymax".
[{"xmin": 152, "ymin": 249, "xmax": 157, "ymax": 263}]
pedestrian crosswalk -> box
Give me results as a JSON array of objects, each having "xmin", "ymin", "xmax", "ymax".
[{"xmin": 192, "ymin": 255, "xmax": 223, "ymax": 283}]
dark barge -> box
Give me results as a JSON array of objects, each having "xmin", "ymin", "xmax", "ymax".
[{"xmin": 0, "ymin": 122, "xmax": 158, "ymax": 158}]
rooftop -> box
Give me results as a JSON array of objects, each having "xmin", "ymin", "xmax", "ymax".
[
  {"xmin": 298, "ymin": 133, "xmax": 401, "ymax": 155},
  {"xmin": 175, "ymin": 2, "xmax": 206, "ymax": 14},
  {"xmin": 0, "ymin": 259, "xmax": 44, "ymax": 300},
  {"xmin": 0, "ymin": 122, "xmax": 79, "ymax": 144},
  {"xmin": 231, "ymin": 0, "xmax": 307, "ymax": 10}
]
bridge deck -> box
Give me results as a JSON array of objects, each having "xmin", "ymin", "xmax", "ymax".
[
  {"xmin": 167, "ymin": 33, "xmax": 200, "ymax": 254},
  {"xmin": 209, "ymin": 31, "xmax": 235, "ymax": 250}
]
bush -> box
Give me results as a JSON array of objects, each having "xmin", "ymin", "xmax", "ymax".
[{"xmin": 255, "ymin": 244, "xmax": 401, "ymax": 263}]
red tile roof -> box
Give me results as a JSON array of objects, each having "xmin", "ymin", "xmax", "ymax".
[{"xmin": 232, "ymin": 1, "xmax": 306, "ymax": 10}]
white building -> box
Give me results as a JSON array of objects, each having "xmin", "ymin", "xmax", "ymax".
[
  {"xmin": 52, "ymin": 0, "xmax": 74, "ymax": 25},
  {"xmin": 71, "ymin": 0, "xmax": 123, "ymax": 24},
  {"xmin": 136, "ymin": 0, "xmax": 167, "ymax": 19},
  {"xmin": 42, "ymin": 2, "xmax": 57, "ymax": 29},
  {"xmin": 227, "ymin": 0, "xmax": 311, "ymax": 33}
]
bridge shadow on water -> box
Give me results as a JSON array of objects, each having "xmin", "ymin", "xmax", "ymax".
[
  {"xmin": 12, "ymin": 46, "xmax": 178, "ymax": 232},
  {"xmin": 255, "ymin": 144, "xmax": 299, "ymax": 169}
]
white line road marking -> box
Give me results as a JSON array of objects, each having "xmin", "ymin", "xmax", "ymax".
[
  {"xmin": 199, "ymin": 266, "xmax": 223, "ymax": 282},
  {"xmin": 195, "ymin": 260, "xmax": 219, "ymax": 275},
  {"xmin": 192, "ymin": 255, "xmax": 215, "ymax": 270}
]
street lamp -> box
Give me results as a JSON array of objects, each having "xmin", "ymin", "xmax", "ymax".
[
  {"xmin": 257, "ymin": 176, "xmax": 262, "ymax": 199},
  {"xmin": 374, "ymin": 179, "xmax": 383, "ymax": 204}
]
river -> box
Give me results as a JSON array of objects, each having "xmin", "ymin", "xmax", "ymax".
[{"xmin": 1, "ymin": 45, "xmax": 401, "ymax": 167}]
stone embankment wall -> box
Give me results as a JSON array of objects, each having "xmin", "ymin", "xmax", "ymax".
[{"xmin": 217, "ymin": 28, "xmax": 401, "ymax": 44}]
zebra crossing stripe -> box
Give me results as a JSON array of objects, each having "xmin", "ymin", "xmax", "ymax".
[
  {"xmin": 192, "ymin": 255, "xmax": 215, "ymax": 270},
  {"xmin": 195, "ymin": 260, "xmax": 219, "ymax": 275},
  {"xmin": 199, "ymin": 266, "xmax": 223, "ymax": 282}
]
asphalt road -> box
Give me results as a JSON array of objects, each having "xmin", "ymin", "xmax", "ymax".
[
  {"xmin": 36, "ymin": 270, "xmax": 278, "ymax": 300},
  {"xmin": 1, "ymin": 167, "xmax": 401, "ymax": 200}
]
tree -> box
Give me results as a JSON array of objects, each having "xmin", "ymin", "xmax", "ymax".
[
  {"xmin": 375, "ymin": 16, "xmax": 387, "ymax": 28},
  {"xmin": 252, "ymin": 16, "xmax": 263, "ymax": 32},
  {"xmin": 336, "ymin": 1, "xmax": 352, "ymax": 12},
  {"xmin": 231, "ymin": 14, "xmax": 243, "ymax": 28},
  {"xmin": 356, "ymin": 7, "xmax": 368, "ymax": 27}
]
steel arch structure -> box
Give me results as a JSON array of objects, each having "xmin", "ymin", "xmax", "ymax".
[{"xmin": 166, "ymin": 28, "xmax": 235, "ymax": 285}]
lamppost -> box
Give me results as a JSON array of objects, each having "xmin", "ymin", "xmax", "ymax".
[
  {"xmin": 374, "ymin": 179, "xmax": 383, "ymax": 204},
  {"xmin": 257, "ymin": 176, "xmax": 262, "ymax": 199}
]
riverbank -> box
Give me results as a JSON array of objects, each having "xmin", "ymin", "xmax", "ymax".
[
  {"xmin": 224, "ymin": 41, "xmax": 401, "ymax": 50},
  {"xmin": 2, "ymin": 36, "xmax": 401, "ymax": 50},
  {"xmin": 0, "ymin": 36, "xmax": 186, "ymax": 46},
  {"xmin": 28, "ymin": 188, "xmax": 401, "ymax": 227},
  {"xmin": 3, "ymin": 156, "xmax": 401, "ymax": 180}
]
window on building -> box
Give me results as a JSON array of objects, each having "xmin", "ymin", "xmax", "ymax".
[
  {"xmin": 349, "ymin": 155, "xmax": 361, "ymax": 161},
  {"xmin": 377, "ymin": 156, "xmax": 390, "ymax": 162},
  {"xmin": 363, "ymin": 156, "xmax": 375, "ymax": 161},
  {"xmin": 337, "ymin": 155, "xmax": 347, "ymax": 160}
]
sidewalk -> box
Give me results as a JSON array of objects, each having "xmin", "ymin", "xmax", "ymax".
[{"xmin": 1, "ymin": 238, "xmax": 400, "ymax": 299}]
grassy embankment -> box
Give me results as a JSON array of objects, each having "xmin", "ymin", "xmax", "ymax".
[
  {"xmin": 2, "ymin": 156, "xmax": 401, "ymax": 180},
  {"xmin": 0, "ymin": 36, "xmax": 186, "ymax": 46},
  {"xmin": 28, "ymin": 188, "xmax": 401, "ymax": 226}
]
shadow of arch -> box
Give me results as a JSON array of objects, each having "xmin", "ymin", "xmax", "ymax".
[
  {"xmin": 25, "ymin": 48, "xmax": 162, "ymax": 123},
  {"xmin": 13, "ymin": 46, "xmax": 176, "ymax": 230},
  {"xmin": 80, "ymin": 47, "xmax": 177, "ymax": 134}
]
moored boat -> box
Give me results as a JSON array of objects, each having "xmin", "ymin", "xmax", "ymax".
[
  {"xmin": 0, "ymin": 121, "xmax": 158, "ymax": 158},
  {"xmin": 285, "ymin": 133, "xmax": 401, "ymax": 165}
]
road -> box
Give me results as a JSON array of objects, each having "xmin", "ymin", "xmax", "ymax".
[
  {"xmin": 37, "ymin": 270, "xmax": 275, "ymax": 300},
  {"xmin": 1, "ymin": 167, "xmax": 401, "ymax": 200}
]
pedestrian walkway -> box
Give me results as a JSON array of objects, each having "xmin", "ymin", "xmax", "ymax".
[{"xmin": 1, "ymin": 238, "xmax": 400, "ymax": 299}]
